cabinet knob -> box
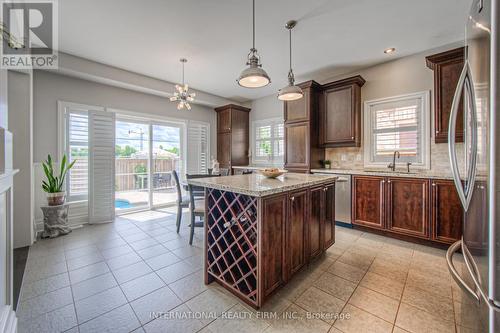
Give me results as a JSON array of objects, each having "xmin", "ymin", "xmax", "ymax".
[
  {"xmin": 351, "ymin": 136, "xmax": 355, "ymax": 140},
  {"xmin": 290, "ymin": 196, "xmax": 295, "ymax": 202},
  {"xmin": 323, "ymin": 187, "xmax": 327, "ymax": 192},
  {"xmin": 381, "ymin": 180, "xmax": 385, "ymax": 183},
  {"xmin": 388, "ymin": 180, "xmax": 391, "ymax": 183},
  {"xmin": 432, "ymin": 183, "xmax": 436, "ymax": 187}
]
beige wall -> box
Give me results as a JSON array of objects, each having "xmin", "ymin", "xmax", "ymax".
[
  {"xmin": 322, "ymin": 44, "xmax": 463, "ymax": 174},
  {"xmin": 8, "ymin": 71, "xmax": 33, "ymax": 248},
  {"xmin": 33, "ymin": 70, "xmax": 218, "ymax": 163}
]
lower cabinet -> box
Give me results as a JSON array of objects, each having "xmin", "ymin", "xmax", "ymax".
[
  {"xmin": 261, "ymin": 182, "xmax": 336, "ymax": 291},
  {"xmin": 309, "ymin": 186, "xmax": 323, "ymax": 260},
  {"xmin": 386, "ymin": 177, "xmax": 429, "ymax": 238},
  {"xmin": 352, "ymin": 175, "xmax": 463, "ymax": 244},
  {"xmin": 287, "ymin": 189, "xmax": 308, "ymax": 278},
  {"xmin": 431, "ymin": 179, "xmax": 464, "ymax": 244}
]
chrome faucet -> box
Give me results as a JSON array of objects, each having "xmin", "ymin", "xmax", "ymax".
[{"xmin": 387, "ymin": 151, "xmax": 400, "ymax": 171}]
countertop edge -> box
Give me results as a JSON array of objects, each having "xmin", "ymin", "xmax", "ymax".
[{"xmin": 310, "ymin": 168, "xmax": 454, "ymax": 180}]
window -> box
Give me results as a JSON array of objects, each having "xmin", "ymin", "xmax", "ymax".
[
  {"xmin": 364, "ymin": 91, "xmax": 430, "ymax": 169},
  {"xmin": 252, "ymin": 118, "xmax": 284, "ymax": 165}
]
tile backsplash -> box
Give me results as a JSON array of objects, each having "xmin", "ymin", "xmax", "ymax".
[{"xmin": 324, "ymin": 142, "xmax": 464, "ymax": 175}]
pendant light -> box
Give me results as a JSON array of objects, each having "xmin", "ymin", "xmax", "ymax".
[
  {"xmin": 278, "ymin": 20, "xmax": 303, "ymax": 101},
  {"xmin": 170, "ymin": 58, "xmax": 195, "ymax": 110},
  {"xmin": 237, "ymin": 0, "xmax": 271, "ymax": 88}
]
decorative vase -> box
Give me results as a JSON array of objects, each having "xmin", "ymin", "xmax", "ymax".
[{"xmin": 46, "ymin": 192, "xmax": 66, "ymax": 206}]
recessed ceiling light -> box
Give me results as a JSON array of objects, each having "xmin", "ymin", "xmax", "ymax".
[{"xmin": 384, "ymin": 47, "xmax": 396, "ymax": 54}]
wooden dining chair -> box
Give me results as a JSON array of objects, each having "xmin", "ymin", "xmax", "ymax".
[
  {"xmin": 185, "ymin": 174, "xmax": 220, "ymax": 245},
  {"xmin": 172, "ymin": 170, "xmax": 189, "ymax": 234},
  {"xmin": 219, "ymin": 168, "xmax": 230, "ymax": 176}
]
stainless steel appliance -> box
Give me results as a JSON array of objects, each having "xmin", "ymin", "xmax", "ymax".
[
  {"xmin": 446, "ymin": 0, "xmax": 499, "ymax": 331},
  {"xmin": 313, "ymin": 172, "xmax": 351, "ymax": 225}
]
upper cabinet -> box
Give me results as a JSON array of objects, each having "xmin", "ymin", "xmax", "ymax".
[
  {"xmin": 319, "ymin": 75, "xmax": 365, "ymax": 147},
  {"xmin": 283, "ymin": 81, "xmax": 324, "ymax": 173},
  {"xmin": 426, "ymin": 47, "xmax": 465, "ymax": 143},
  {"xmin": 214, "ymin": 104, "xmax": 251, "ymax": 169}
]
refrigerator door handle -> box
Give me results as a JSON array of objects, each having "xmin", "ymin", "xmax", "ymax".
[
  {"xmin": 462, "ymin": 241, "xmax": 500, "ymax": 312},
  {"xmin": 448, "ymin": 60, "xmax": 478, "ymax": 212},
  {"xmin": 446, "ymin": 240, "xmax": 480, "ymax": 303}
]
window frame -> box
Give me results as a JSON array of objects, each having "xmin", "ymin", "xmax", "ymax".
[
  {"xmin": 363, "ymin": 91, "xmax": 430, "ymax": 170},
  {"xmin": 251, "ymin": 117, "xmax": 284, "ymax": 166}
]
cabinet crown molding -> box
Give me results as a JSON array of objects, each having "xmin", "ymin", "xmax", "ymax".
[
  {"xmin": 321, "ymin": 75, "xmax": 366, "ymax": 90},
  {"xmin": 425, "ymin": 47, "xmax": 465, "ymax": 70},
  {"xmin": 296, "ymin": 80, "xmax": 321, "ymax": 89},
  {"xmin": 214, "ymin": 104, "xmax": 251, "ymax": 113}
]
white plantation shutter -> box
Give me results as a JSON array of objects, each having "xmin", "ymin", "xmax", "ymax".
[
  {"xmin": 67, "ymin": 111, "xmax": 89, "ymax": 199},
  {"xmin": 88, "ymin": 110, "xmax": 115, "ymax": 224},
  {"xmin": 252, "ymin": 119, "xmax": 284, "ymax": 164},
  {"xmin": 364, "ymin": 92, "xmax": 429, "ymax": 168},
  {"xmin": 186, "ymin": 121, "xmax": 209, "ymax": 174}
]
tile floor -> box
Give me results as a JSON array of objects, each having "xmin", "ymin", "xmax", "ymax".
[{"xmin": 17, "ymin": 208, "xmax": 479, "ymax": 333}]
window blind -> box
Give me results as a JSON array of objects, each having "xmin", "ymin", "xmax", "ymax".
[
  {"xmin": 67, "ymin": 111, "xmax": 89, "ymax": 198},
  {"xmin": 253, "ymin": 120, "xmax": 284, "ymax": 164},
  {"xmin": 186, "ymin": 122, "xmax": 209, "ymax": 174}
]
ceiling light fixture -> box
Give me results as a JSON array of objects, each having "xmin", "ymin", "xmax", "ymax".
[
  {"xmin": 237, "ymin": 0, "xmax": 271, "ymax": 88},
  {"xmin": 170, "ymin": 58, "xmax": 195, "ymax": 110},
  {"xmin": 278, "ymin": 20, "xmax": 303, "ymax": 101},
  {"xmin": 384, "ymin": 47, "xmax": 396, "ymax": 54}
]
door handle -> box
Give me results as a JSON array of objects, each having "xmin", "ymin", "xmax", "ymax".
[
  {"xmin": 448, "ymin": 60, "xmax": 478, "ymax": 212},
  {"xmin": 446, "ymin": 240, "xmax": 480, "ymax": 303}
]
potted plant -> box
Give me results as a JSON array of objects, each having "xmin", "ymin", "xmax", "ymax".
[
  {"xmin": 42, "ymin": 154, "xmax": 76, "ymax": 206},
  {"xmin": 323, "ymin": 160, "xmax": 332, "ymax": 169}
]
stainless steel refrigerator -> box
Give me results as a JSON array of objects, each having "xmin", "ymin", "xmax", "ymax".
[{"xmin": 446, "ymin": 0, "xmax": 500, "ymax": 332}]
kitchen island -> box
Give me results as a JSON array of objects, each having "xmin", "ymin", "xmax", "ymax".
[{"xmin": 187, "ymin": 173, "xmax": 337, "ymax": 308}]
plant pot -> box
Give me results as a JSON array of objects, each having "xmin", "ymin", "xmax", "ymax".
[
  {"xmin": 46, "ymin": 192, "xmax": 66, "ymax": 206},
  {"xmin": 325, "ymin": 164, "xmax": 331, "ymax": 169}
]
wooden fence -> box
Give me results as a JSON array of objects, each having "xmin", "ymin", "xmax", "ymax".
[{"xmin": 115, "ymin": 158, "xmax": 179, "ymax": 191}]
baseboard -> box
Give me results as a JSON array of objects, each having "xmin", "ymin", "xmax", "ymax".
[
  {"xmin": 0, "ymin": 305, "xmax": 17, "ymax": 333},
  {"xmin": 335, "ymin": 221, "xmax": 353, "ymax": 228}
]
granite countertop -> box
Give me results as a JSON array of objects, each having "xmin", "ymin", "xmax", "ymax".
[
  {"xmin": 231, "ymin": 165, "xmax": 283, "ymax": 170},
  {"xmin": 310, "ymin": 168, "xmax": 454, "ymax": 180},
  {"xmin": 187, "ymin": 172, "xmax": 337, "ymax": 197}
]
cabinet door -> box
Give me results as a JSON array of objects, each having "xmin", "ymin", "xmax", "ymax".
[
  {"xmin": 426, "ymin": 48, "xmax": 464, "ymax": 143},
  {"xmin": 261, "ymin": 194, "xmax": 287, "ymax": 297},
  {"xmin": 352, "ymin": 176, "xmax": 385, "ymax": 229},
  {"xmin": 431, "ymin": 180, "xmax": 464, "ymax": 244},
  {"xmin": 320, "ymin": 85, "xmax": 359, "ymax": 147},
  {"xmin": 284, "ymin": 122, "xmax": 309, "ymax": 170},
  {"xmin": 286, "ymin": 190, "xmax": 307, "ymax": 278},
  {"xmin": 386, "ymin": 178, "xmax": 429, "ymax": 238},
  {"xmin": 217, "ymin": 109, "xmax": 232, "ymax": 133},
  {"xmin": 308, "ymin": 186, "xmax": 323, "ymax": 260},
  {"xmin": 284, "ymin": 89, "xmax": 309, "ymax": 123},
  {"xmin": 323, "ymin": 183, "xmax": 335, "ymax": 249},
  {"xmin": 217, "ymin": 132, "xmax": 231, "ymax": 168},
  {"xmin": 230, "ymin": 110, "xmax": 249, "ymax": 166}
]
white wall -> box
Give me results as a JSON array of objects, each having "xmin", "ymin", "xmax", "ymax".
[
  {"xmin": 8, "ymin": 71, "xmax": 33, "ymax": 248},
  {"xmin": 249, "ymin": 94, "xmax": 283, "ymax": 123}
]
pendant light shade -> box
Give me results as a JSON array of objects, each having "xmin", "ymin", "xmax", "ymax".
[
  {"xmin": 237, "ymin": 0, "xmax": 271, "ymax": 88},
  {"xmin": 278, "ymin": 20, "xmax": 303, "ymax": 101}
]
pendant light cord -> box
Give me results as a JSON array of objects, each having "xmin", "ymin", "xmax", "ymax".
[
  {"xmin": 182, "ymin": 61, "xmax": 185, "ymax": 86},
  {"xmin": 252, "ymin": 0, "xmax": 256, "ymax": 50},
  {"xmin": 289, "ymin": 28, "xmax": 292, "ymax": 72}
]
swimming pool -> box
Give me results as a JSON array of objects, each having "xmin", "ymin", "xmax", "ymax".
[{"xmin": 115, "ymin": 199, "xmax": 132, "ymax": 209}]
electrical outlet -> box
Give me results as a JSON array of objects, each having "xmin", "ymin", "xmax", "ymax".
[
  {"xmin": 341, "ymin": 154, "xmax": 347, "ymax": 161},
  {"xmin": 356, "ymin": 154, "xmax": 362, "ymax": 161}
]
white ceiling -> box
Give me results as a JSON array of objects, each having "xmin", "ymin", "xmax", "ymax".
[{"xmin": 59, "ymin": 0, "xmax": 472, "ymax": 102}]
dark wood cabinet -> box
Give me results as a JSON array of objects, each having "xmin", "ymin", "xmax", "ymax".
[
  {"xmin": 283, "ymin": 81, "xmax": 324, "ymax": 173},
  {"xmin": 215, "ymin": 104, "xmax": 250, "ymax": 170},
  {"xmin": 431, "ymin": 179, "xmax": 464, "ymax": 244},
  {"xmin": 426, "ymin": 47, "xmax": 465, "ymax": 143},
  {"xmin": 286, "ymin": 189, "xmax": 308, "ymax": 278},
  {"xmin": 319, "ymin": 76, "xmax": 365, "ymax": 147},
  {"xmin": 386, "ymin": 178, "xmax": 429, "ymax": 238},
  {"xmin": 323, "ymin": 183, "xmax": 335, "ymax": 249},
  {"xmin": 352, "ymin": 176, "xmax": 385, "ymax": 229},
  {"xmin": 352, "ymin": 175, "xmax": 463, "ymax": 245},
  {"xmin": 261, "ymin": 194, "xmax": 287, "ymax": 297},
  {"xmin": 308, "ymin": 186, "xmax": 323, "ymax": 260}
]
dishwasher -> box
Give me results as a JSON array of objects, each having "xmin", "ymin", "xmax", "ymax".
[{"xmin": 314, "ymin": 172, "xmax": 352, "ymax": 225}]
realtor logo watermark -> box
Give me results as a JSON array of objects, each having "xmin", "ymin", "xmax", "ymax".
[{"xmin": 1, "ymin": 0, "xmax": 58, "ymax": 69}]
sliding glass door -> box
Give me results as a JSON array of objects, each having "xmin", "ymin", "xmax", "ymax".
[
  {"xmin": 115, "ymin": 117, "xmax": 184, "ymax": 213},
  {"xmin": 115, "ymin": 120, "xmax": 150, "ymax": 212}
]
